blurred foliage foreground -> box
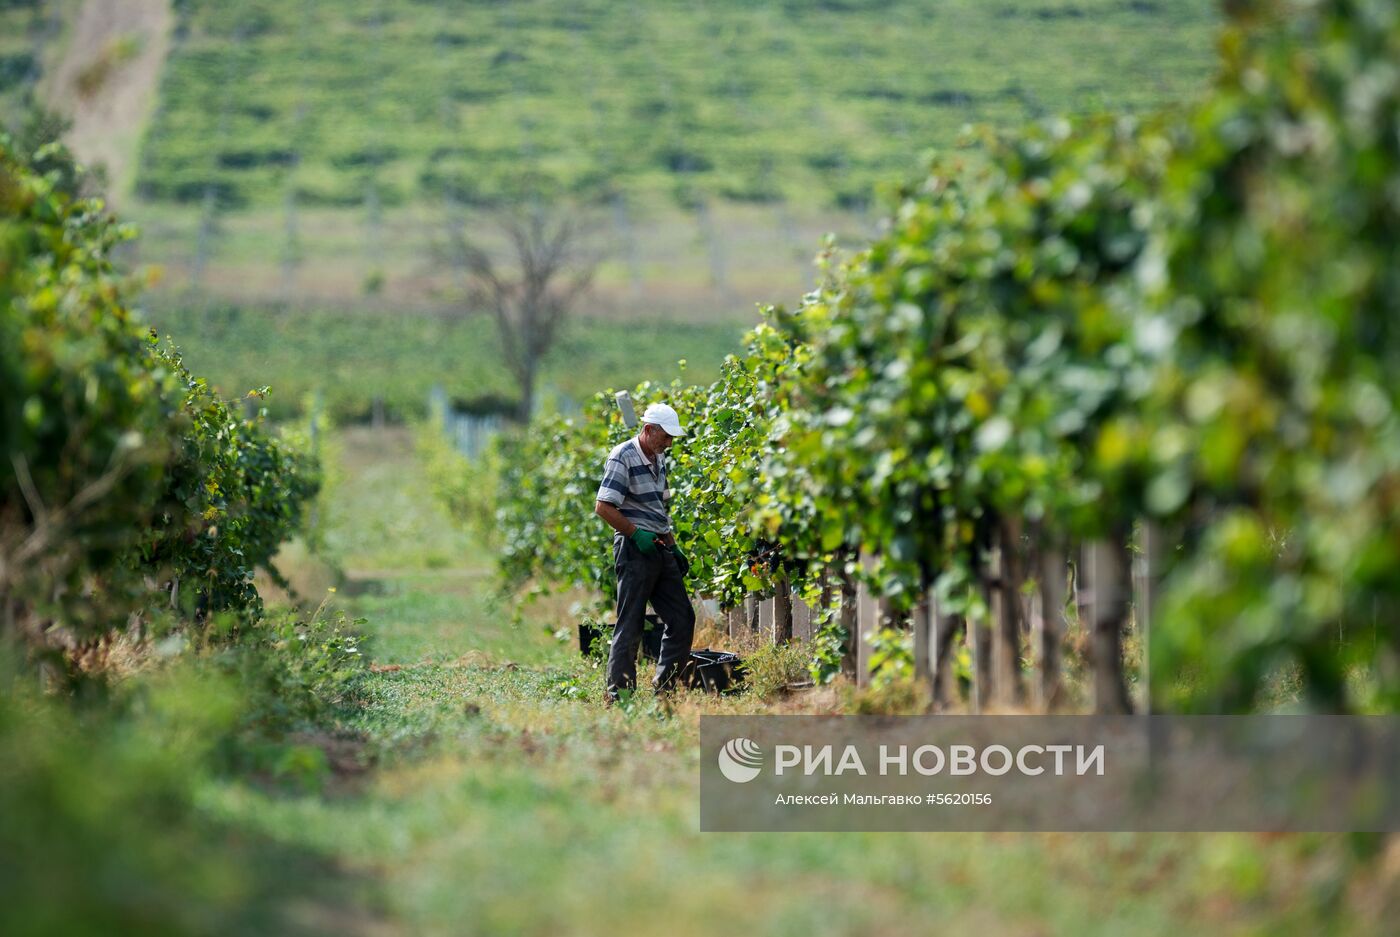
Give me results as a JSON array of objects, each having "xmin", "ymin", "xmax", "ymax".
[{"xmin": 1, "ymin": 130, "xmax": 371, "ymax": 932}]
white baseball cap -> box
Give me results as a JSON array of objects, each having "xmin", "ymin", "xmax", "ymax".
[{"xmin": 641, "ymin": 402, "xmax": 686, "ymax": 436}]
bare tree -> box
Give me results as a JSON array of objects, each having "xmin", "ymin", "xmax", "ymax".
[{"xmin": 441, "ymin": 205, "xmax": 598, "ymax": 422}]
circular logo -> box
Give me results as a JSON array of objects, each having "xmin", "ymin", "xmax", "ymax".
[{"xmin": 718, "ymin": 737, "xmax": 763, "ymax": 783}]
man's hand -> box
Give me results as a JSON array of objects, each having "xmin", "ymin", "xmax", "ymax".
[{"xmin": 596, "ymin": 501, "xmax": 663, "ymax": 557}]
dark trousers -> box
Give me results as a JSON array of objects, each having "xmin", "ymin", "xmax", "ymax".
[{"xmin": 606, "ymin": 536, "xmax": 695, "ymax": 700}]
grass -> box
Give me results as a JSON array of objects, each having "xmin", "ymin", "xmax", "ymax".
[
  {"xmin": 225, "ymin": 424, "xmax": 1395, "ymax": 936},
  {"xmin": 145, "ymin": 299, "xmax": 747, "ymax": 421}
]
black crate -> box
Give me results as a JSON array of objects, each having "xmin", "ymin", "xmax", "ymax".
[{"xmin": 684, "ymin": 649, "xmax": 745, "ymax": 694}]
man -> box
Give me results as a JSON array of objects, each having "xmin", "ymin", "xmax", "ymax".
[{"xmin": 594, "ymin": 402, "xmax": 695, "ymax": 703}]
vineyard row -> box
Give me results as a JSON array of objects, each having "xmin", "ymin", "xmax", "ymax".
[{"xmin": 486, "ymin": 1, "xmax": 1400, "ymax": 715}]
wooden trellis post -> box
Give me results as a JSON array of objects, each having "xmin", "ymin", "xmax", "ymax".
[
  {"xmin": 791, "ymin": 593, "xmax": 812, "ymax": 643},
  {"xmin": 913, "ymin": 590, "xmax": 932, "ymax": 689},
  {"xmin": 1133, "ymin": 521, "xmax": 1163, "ymax": 713},
  {"xmin": 1027, "ymin": 549, "xmax": 1045, "ymax": 708},
  {"xmin": 774, "ymin": 574, "xmax": 794, "ymax": 644},
  {"xmin": 818, "ymin": 565, "xmax": 835, "ymax": 615},
  {"xmin": 970, "ymin": 602, "xmax": 991, "ymax": 714},
  {"xmin": 931, "ymin": 605, "xmax": 962, "ymax": 710},
  {"xmin": 1003, "ymin": 520, "xmax": 1030, "ymax": 707},
  {"xmin": 1079, "ymin": 538, "xmax": 1133, "ymax": 714},
  {"xmin": 726, "ymin": 604, "xmax": 744, "ymax": 642},
  {"xmin": 856, "ymin": 552, "xmax": 880, "ymax": 687},
  {"xmin": 989, "ymin": 532, "xmax": 1025, "ymax": 708},
  {"xmin": 838, "ymin": 560, "xmax": 858, "ymax": 679},
  {"xmin": 1034, "ymin": 545, "xmax": 1068, "ymax": 711}
]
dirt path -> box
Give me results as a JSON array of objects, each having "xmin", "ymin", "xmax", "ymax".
[{"xmin": 42, "ymin": 0, "xmax": 172, "ymax": 202}]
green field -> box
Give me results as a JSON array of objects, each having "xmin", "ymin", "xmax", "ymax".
[
  {"xmin": 6, "ymin": 1, "xmax": 1224, "ymax": 333},
  {"xmin": 146, "ymin": 299, "xmax": 746, "ymax": 421},
  {"xmin": 109, "ymin": 0, "xmax": 1220, "ymax": 309},
  {"xmin": 138, "ymin": 0, "xmax": 1217, "ymax": 212}
]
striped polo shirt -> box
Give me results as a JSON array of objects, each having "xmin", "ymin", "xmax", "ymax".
[{"xmin": 595, "ymin": 437, "xmax": 672, "ymax": 539}]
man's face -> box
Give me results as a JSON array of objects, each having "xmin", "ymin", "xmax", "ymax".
[{"xmin": 642, "ymin": 423, "xmax": 675, "ymax": 454}]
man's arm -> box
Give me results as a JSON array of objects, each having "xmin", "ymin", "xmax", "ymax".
[
  {"xmin": 595, "ymin": 500, "xmax": 637, "ymax": 537},
  {"xmin": 595, "ymin": 501, "xmax": 675, "ymax": 548}
]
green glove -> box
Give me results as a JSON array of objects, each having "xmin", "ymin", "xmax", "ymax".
[
  {"xmin": 670, "ymin": 543, "xmax": 690, "ymax": 578},
  {"xmin": 630, "ymin": 528, "xmax": 657, "ymax": 555}
]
